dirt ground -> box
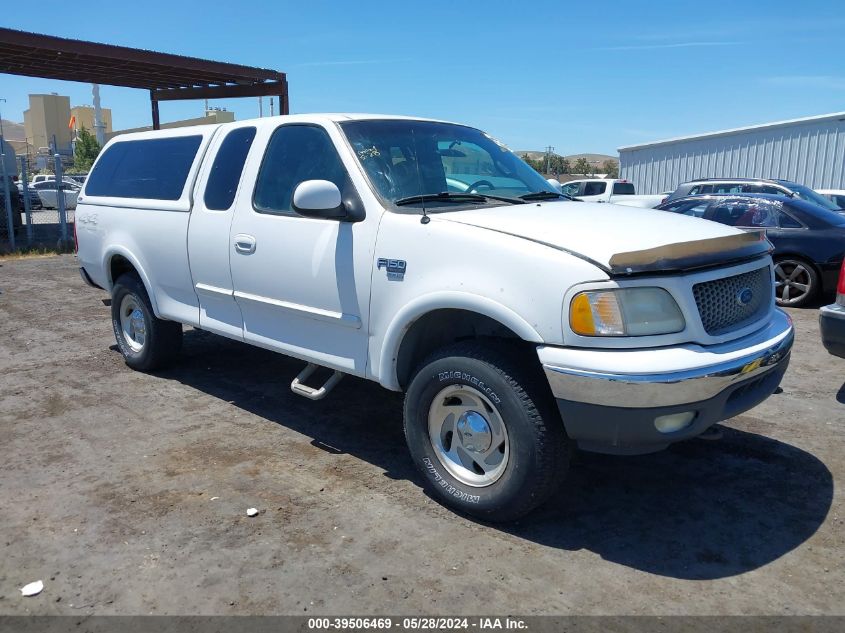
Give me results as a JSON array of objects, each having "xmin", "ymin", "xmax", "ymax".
[{"xmin": 0, "ymin": 254, "xmax": 842, "ymax": 616}]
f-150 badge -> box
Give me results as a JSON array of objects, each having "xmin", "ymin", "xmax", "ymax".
[{"xmin": 377, "ymin": 258, "xmax": 407, "ymax": 281}]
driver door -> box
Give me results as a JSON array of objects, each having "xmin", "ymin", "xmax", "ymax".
[{"xmin": 228, "ymin": 122, "xmax": 376, "ymax": 376}]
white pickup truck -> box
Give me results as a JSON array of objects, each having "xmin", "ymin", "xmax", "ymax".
[
  {"xmin": 76, "ymin": 114, "xmax": 793, "ymax": 521},
  {"xmin": 559, "ymin": 178, "xmax": 666, "ymax": 208}
]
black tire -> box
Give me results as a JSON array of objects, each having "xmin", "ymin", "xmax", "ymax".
[
  {"xmin": 111, "ymin": 273, "xmax": 182, "ymax": 371},
  {"xmin": 404, "ymin": 341, "xmax": 569, "ymax": 522},
  {"xmin": 773, "ymin": 256, "xmax": 819, "ymax": 308}
]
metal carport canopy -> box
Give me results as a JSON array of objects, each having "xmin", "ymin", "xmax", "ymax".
[{"xmin": 0, "ymin": 27, "xmax": 289, "ymax": 128}]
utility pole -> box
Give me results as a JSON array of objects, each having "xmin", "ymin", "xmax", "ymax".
[{"xmin": 545, "ymin": 145, "xmax": 554, "ymax": 175}]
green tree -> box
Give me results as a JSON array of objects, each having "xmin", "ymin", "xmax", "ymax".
[
  {"xmin": 572, "ymin": 157, "xmax": 591, "ymax": 175},
  {"xmin": 601, "ymin": 159, "xmax": 619, "ymax": 178},
  {"xmin": 550, "ymin": 156, "xmax": 571, "ymax": 174},
  {"xmin": 520, "ymin": 154, "xmax": 543, "ymax": 174},
  {"xmin": 73, "ymin": 126, "xmax": 101, "ymax": 172}
]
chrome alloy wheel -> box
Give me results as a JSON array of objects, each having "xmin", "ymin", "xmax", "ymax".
[
  {"xmin": 774, "ymin": 260, "xmax": 813, "ymax": 305},
  {"xmin": 427, "ymin": 384, "xmax": 509, "ymax": 487},
  {"xmin": 119, "ymin": 294, "xmax": 147, "ymax": 353}
]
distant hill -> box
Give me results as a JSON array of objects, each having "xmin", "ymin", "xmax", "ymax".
[
  {"xmin": 1, "ymin": 119, "xmax": 26, "ymax": 142},
  {"xmin": 517, "ymin": 151, "xmax": 617, "ymax": 166}
]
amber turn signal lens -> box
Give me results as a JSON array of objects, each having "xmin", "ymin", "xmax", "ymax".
[{"xmin": 570, "ymin": 293, "xmax": 596, "ymax": 335}]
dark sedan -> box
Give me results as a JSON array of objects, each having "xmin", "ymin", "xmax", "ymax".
[
  {"xmin": 16, "ymin": 182, "xmax": 43, "ymax": 210},
  {"xmin": 656, "ymin": 193, "xmax": 845, "ymax": 307}
]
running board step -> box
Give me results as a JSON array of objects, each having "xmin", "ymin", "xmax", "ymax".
[{"xmin": 290, "ymin": 363, "xmax": 344, "ymax": 400}]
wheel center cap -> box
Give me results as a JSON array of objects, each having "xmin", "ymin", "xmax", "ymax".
[
  {"xmin": 456, "ymin": 411, "xmax": 492, "ymax": 453},
  {"xmin": 130, "ymin": 309, "xmax": 145, "ymax": 335}
]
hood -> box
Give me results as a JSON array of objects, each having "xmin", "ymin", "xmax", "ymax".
[{"xmin": 435, "ymin": 201, "xmax": 770, "ymax": 275}]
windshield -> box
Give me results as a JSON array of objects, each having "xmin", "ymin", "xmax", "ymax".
[
  {"xmin": 339, "ymin": 120, "xmax": 556, "ymax": 210},
  {"xmin": 787, "ymin": 183, "xmax": 842, "ymax": 211}
]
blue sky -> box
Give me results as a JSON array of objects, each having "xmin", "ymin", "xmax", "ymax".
[{"xmin": 2, "ymin": 0, "xmax": 844, "ymax": 154}]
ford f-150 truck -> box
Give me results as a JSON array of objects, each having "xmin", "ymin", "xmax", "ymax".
[
  {"xmin": 559, "ymin": 178, "xmax": 667, "ymax": 207},
  {"xmin": 76, "ymin": 114, "xmax": 793, "ymax": 521}
]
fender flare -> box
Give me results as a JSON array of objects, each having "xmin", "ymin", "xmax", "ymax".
[
  {"xmin": 102, "ymin": 246, "xmax": 162, "ymax": 318},
  {"xmin": 377, "ymin": 291, "xmax": 543, "ymax": 390}
]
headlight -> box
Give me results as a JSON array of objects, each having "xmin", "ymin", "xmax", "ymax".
[{"xmin": 569, "ymin": 287, "xmax": 685, "ymax": 336}]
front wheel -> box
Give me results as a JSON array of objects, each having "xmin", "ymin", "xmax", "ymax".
[
  {"xmin": 404, "ymin": 342, "xmax": 569, "ymax": 522},
  {"xmin": 111, "ymin": 273, "xmax": 182, "ymax": 371}
]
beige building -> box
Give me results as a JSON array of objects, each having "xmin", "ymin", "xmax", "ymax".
[
  {"xmin": 106, "ymin": 109, "xmax": 235, "ymax": 141},
  {"xmin": 70, "ymin": 105, "xmax": 113, "ymax": 137},
  {"xmin": 23, "ymin": 93, "xmax": 73, "ymax": 155}
]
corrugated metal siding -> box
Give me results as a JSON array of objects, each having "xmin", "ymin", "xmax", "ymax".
[{"xmin": 619, "ymin": 117, "xmax": 845, "ymax": 194}]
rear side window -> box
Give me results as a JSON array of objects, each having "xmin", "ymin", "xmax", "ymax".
[
  {"xmin": 204, "ymin": 127, "xmax": 257, "ymax": 210},
  {"xmin": 707, "ymin": 200, "xmax": 778, "ymax": 227},
  {"xmin": 742, "ymin": 184, "xmax": 783, "ymax": 195},
  {"xmin": 663, "ymin": 200, "xmax": 710, "ymax": 217},
  {"xmin": 711, "ymin": 183, "xmax": 743, "ymax": 195},
  {"xmin": 778, "ymin": 211, "xmax": 803, "ymax": 228},
  {"xmin": 612, "ymin": 182, "xmax": 635, "ymax": 195},
  {"xmin": 85, "ymin": 136, "xmax": 202, "ymax": 200}
]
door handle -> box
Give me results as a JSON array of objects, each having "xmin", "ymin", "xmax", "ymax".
[{"xmin": 234, "ymin": 234, "xmax": 256, "ymax": 254}]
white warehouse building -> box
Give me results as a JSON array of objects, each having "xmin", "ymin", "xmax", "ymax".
[{"xmin": 618, "ymin": 111, "xmax": 845, "ymax": 195}]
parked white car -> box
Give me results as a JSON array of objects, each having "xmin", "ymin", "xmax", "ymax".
[
  {"xmin": 32, "ymin": 179, "xmax": 80, "ymax": 210},
  {"xmin": 75, "ymin": 115, "xmax": 793, "ymax": 521},
  {"xmin": 559, "ymin": 178, "xmax": 666, "ymax": 207},
  {"xmin": 816, "ymin": 189, "xmax": 845, "ymax": 210}
]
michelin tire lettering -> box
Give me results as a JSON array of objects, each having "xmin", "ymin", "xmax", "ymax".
[
  {"xmin": 437, "ymin": 370, "xmax": 501, "ymax": 404},
  {"xmin": 422, "ymin": 457, "xmax": 481, "ymax": 504}
]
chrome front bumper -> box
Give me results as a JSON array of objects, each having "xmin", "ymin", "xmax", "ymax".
[{"xmin": 539, "ymin": 309, "xmax": 794, "ymax": 409}]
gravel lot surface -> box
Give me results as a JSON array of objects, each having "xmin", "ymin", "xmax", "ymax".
[{"xmin": 0, "ymin": 255, "xmax": 842, "ymax": 615}]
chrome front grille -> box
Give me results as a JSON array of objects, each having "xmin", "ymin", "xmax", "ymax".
[{"xmin": 693, "ymin": 267, "xmax": 772, "ymax": 335}]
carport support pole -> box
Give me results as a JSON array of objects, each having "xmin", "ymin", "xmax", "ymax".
[
  {"xmin": 55, "ymin": 155, "xmax": 67, "ymax": 243},
  {"xmin": 0, "ymin": 146, "xmax": 14, "ymax": 251},
  {"xmin": 19, "ymin": 156, "xmax": 32, "ymax": 244},
  {"xmin": 150, "ymin": 91, "xmax": 160, "ymax": 130}
]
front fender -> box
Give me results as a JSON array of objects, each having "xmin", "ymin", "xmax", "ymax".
[{"xmin": 376, "ymin": 291, "xmax": 542, "ymax": 390}]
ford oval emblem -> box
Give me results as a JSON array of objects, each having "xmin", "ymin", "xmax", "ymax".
[{"xmin": 737, "ymin": 287, "xmax": 754, "ymax": 306}]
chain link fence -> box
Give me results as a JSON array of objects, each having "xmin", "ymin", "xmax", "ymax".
[{"xmin": 1, "ymin": 154, "xmax": 75, "ymax": 253}]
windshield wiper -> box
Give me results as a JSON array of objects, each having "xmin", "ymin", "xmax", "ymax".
[
  {"xmin": 395, "ymin": 191, "xmax": 523, "ymax": 206},
  {"xmin": 519, "ymin": 191, "xmax": 577, "ymax": 201}
]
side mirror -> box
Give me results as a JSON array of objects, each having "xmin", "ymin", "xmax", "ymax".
[
  {"xmin": 547, "ymin": 178, "xmax": 563, "ymax": 192},
  {"xmin": 292, "ymin": 180, "xmax": 346, "ymax": 219}
]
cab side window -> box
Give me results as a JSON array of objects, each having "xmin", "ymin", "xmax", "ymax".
[
  {"xmin": 560, "ymin": 182, "xmax": 581, "ymax": 196},
  {"xmin": 254, "ymin": 125, "xmax": 350, "ymax": 216}
]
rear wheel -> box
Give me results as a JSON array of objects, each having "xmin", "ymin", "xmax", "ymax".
[
  {"xmin": 111, "ymin": 273, "xmax": 182, "ymax": 371},
  {"xmin": 774, "ymin": 257, "xmax": 818, "ymax": 307},
  {"xmin": 404, "ymin": 341, "xmax": 569, "ymax": 522}
]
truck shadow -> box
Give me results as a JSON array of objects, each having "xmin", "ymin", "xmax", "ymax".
[
  {"xmin": 161, "ymin": 329, "xmax": 832, "ymax": 581},
  {"xmin": 506, "ymin": 430, "xmax": 832, "ymax": 579}
]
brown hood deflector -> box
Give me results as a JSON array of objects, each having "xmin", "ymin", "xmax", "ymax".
[{"xmin": 609, "ymin": 233, "xmax": 772, "ymax": 276}]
